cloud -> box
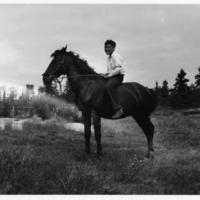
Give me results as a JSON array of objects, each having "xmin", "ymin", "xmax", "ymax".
[
  {"xmin": 0, "ymin": 40, "xmax": 22, "ymax": 65},
  {"xmin": 0, "ymin": 4, "xmax": 200, "ymax": 91}
]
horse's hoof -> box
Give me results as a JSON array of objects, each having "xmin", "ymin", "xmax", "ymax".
[{"xmin": 147, "ymin": 151, "xmax": 154, "ymax": 159}]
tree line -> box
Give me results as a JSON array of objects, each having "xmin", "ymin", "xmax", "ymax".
[
  {"xmin": 0, "ymin": 82, "xmax": 75, "ymax": 118},
  {"xmin": 39, "ymin": 66, "xmax": 200, "ymax": 110},
  {"xmin": 0, "ymin": 66, "xmax": 200, "ymax": 118},
  {"xmin": 155, "ymin": 67, "xmax": 200, "ymax": 109}
]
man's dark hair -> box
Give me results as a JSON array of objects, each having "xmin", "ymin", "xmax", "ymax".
[{"xmin": 105, "ymin": 40, "xmax": 116, "ymax": 48}]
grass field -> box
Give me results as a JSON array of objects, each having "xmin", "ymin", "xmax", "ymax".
[{"xmin": 0, "ymin": 110, "xmax": 200, "ymax": 194}]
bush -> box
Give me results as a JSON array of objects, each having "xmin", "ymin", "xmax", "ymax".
[
  {"xmin": 0, "ymin": 102, "xmax": 11, "ymax": 117},
  {"xmin": 32, "ymin": 101, "xmax": 51, "ymax": 120},
  {"xmin": 56, "ymin": 106, "xmax": 82, "ymax": 122},
  {"xmin": 31, "ymin": 95, "xmax": 82, "ymax": 122}
]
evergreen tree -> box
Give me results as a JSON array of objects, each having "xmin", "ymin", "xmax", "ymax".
[
  {"xmin": 1, "ymin": 90, "xmax": 11, "ymax": 117},
  {"xmin": 190, "ymin": 67, "xmax": 200, "ymax": 107},
  {"xmin": 170, "ymin": 69, "xmax": 190, "ymax": 109},
  {"xmin": 187, "ymin": 83, "xmax": 200, "ymax": 108},
  {"xmin": 160, "ymin": 80, "xmax": 169, "ymax": 106},
  {"xmin": 3, "ymin": 90, "xmax": 6, "ymax": 103},
  {"xmin": 161, "ymin": 80, "xmax": 169, "ymax": 98},
  {"xmin": 155, "ymin": 81, "xmax": 159, "ymax": 95},
  {"xmin": 0, "ymin": 86, "xmax": 4, "ymax": 107},
  {"xmin": 173, "ymin": 69, "xmax": 189, "ymax": 93},
  {"xmin": 194, "ymin": 66, "xmax": 200, "ymax": 88},
  {"xmin": 0, "ymin": 88, "xmax": 1, "ymax": 105}
]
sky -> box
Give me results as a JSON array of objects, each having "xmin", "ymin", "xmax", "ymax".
[{"xmin": 1, "ymin": 2, "xmax": 200, "ymax": 94}]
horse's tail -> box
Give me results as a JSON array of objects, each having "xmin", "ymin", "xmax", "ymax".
[{"xmin": 149, "ymin": 89, "xmax": 158, "ymax": 113}]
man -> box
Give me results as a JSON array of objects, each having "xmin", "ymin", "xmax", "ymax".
[{"xmin": 102, "ymin": 40, "xmax": 125, "ymax": 118}]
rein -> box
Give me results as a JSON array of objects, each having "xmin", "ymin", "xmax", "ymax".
[
  {"xmin": 67, "ymin": 74, "xmax": 102, "ymax": 79},
  {"xmin": 52, "ymin": 74, "xmax": 103, "ymax": 92},
  {"xmin": 53, "ymin": 74, "xmax": 102, "ymax": 82}
]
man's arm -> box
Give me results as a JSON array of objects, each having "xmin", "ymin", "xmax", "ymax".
[{"xmin": 108, "ymin": 66, "xmax": 123, "ymax": 77}]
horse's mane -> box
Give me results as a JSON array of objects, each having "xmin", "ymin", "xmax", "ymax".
[
  {"xmin": 68, "ymin": 51, "xmax": 98, "ymax": 75},
  {"xmin": 49, "ymin": 48, "xmax": 104, "ymax": 81}
]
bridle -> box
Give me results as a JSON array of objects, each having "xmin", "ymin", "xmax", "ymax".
[{"xmin": 43, "ymin": 53, "xmax": 67, "ymax": 91}]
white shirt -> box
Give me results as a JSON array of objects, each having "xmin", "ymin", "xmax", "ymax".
[{"xmin": 107, "ymin": 51, "xmax": 125, "ymax": 76}]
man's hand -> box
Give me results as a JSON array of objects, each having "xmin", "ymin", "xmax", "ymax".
[{"xmin": 101, "ymin": 73, "xmax": 109, "ymax": 78}]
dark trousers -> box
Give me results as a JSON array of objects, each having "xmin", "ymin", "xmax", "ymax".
[{"xmin": 105, "ymin": 74, "xmax": 124, "ymax": 111}]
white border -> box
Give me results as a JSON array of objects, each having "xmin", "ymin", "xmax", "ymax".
[{"xmin": 0, "ymin": 0, "xmax": 200, "ymax": 4}]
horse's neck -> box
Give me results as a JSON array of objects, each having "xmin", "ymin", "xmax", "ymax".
[
  {"xmin": 65, "ymin": 58, "xmax": 105, "ymax": 96},
  {"xmin": 65, "ymin": 63, "xmax": 89, "ymax": 95},
  {"xmin": 66, "ymin": 64, "xmax": 80, "ymax": 77}
]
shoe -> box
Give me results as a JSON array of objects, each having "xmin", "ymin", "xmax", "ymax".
[{"xmin": 112, "ymin": 108, "xmax": 124, "ymax": 119}]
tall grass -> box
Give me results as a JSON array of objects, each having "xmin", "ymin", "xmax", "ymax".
[{"xmin": 0, "ymin": 109, "xmax": 200, "ymax": 194}]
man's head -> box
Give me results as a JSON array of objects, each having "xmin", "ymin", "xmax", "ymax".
[{"xmin": 104, "ymin": 40, "xmax": 116, "ymax": 56}]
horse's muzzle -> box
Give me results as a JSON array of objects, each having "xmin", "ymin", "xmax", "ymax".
[{"xmin": 43, "ymin": 75, "xmax": 52, "ymax": 86}]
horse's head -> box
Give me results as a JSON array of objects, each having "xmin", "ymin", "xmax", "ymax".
[
  {"xmin": 43, "ymin": 45, "xmax": 102, "ymax": 88},
  {"xmin": 42, "ymin": 45, "xmax": 69, "ymax": 86}
]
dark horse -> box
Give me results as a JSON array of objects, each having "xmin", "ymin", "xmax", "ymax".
[{"xmin": 43, "ymin": 46, "xmax": 157, "ymax": 158}]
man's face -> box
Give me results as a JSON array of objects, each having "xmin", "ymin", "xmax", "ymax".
[{"xmin": 104, "ymin": 44, "xmax": 115, "ymax": 56}]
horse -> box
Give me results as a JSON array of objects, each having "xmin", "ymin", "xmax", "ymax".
[{"xmin": 42, "ymin": 46, "xmax": 158, "ymax": 158}]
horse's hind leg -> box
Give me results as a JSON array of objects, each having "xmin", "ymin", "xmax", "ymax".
[{"xmin": 134, "ymin": 115, "xmax": 155, "ymax": 159}]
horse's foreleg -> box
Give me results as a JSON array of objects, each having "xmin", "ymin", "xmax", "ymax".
[
  {"xmin": 82, "ymin": 113, "xmax": 91, "ymax": 154},
  {"xmin": 92, "ymin": 112, "xmax": 102, "ymax": 155}
]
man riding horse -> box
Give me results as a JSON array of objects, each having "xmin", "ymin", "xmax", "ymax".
[
  {"xmin": 42, "ymin": 44, "xmax": 157, "ymax": 158},
  {"xmin": 102, "ymin": 40, "xmax": 125, "ymax": 118}
]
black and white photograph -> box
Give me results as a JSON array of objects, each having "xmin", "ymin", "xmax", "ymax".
[{"xmin": 0, "ymin": 0, "xmax": 200, "ymax": 195}]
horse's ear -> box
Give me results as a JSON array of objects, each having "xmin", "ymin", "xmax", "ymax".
[
  {"xmin": 51, "ymin": 50, "xmax": 59, "ymax": 57},
  {"xmin": 64, "ymin": 45, "xmax": 67, "ymax": 51}
]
